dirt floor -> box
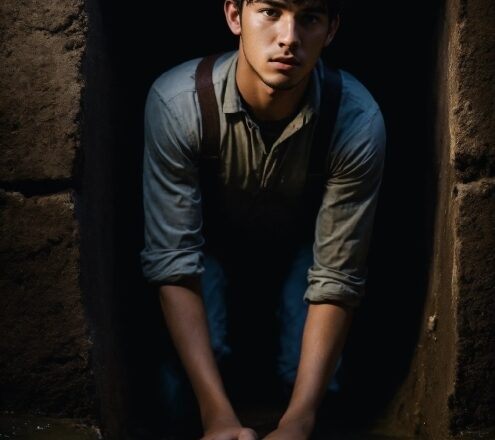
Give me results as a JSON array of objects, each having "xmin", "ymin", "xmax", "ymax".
[
  {"xmin": 0, "ymin": 413, "xmax": 102, "ymax": 439},
  {"xmin": 0, "ymin": 407, "xmax": 412, "ymax": 440}
]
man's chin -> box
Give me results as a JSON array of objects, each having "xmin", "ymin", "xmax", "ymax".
[{"xmin": 261, "ymin": 75, "xmax": 301, "ymax": 91}]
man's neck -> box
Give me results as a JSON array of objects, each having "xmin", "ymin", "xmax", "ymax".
[{"xmin": 235, "ymin": 54, "xmax": 310, "ymax": 122}]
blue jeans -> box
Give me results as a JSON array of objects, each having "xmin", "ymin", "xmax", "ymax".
[{"xmin": 158, "ymin": 243, "xmax": 342, "ymax": 422}]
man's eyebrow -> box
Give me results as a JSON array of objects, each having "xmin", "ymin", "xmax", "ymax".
[
  {"xmin": 253, "ymin": 0, "xmax": 327, "ymax": 14},
  {"xmin": 300, "ymin": 5, "xmax": 327, "ymax": 14},
  {"xmin": 253, "ymin": 0, "xmax": 289, "ymax": 8}
]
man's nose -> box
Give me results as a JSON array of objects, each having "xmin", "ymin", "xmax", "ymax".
[{"xmin": 278, "ymin": 16, "xmax": 301, "ymax": 49}]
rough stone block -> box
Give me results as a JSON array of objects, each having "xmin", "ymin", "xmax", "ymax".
[
  {"xmin": 0, "ymin": 190, "xmax": 95, "ymax": 417},
  {"xmin": 0, "ymin": 0, "xmax": 86, "ymax": 181},
  {"xmin": 451, "ymin": 178, "xmax": 495, "ymax": 433},
  {"xmin": 450, "ymin": 0, "xmax": 495, "ymax": 181}
]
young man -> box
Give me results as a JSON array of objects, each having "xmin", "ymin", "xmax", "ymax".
[{"xmin": 141, "ymin": 0, "xmax": 386, "ymax": 438}]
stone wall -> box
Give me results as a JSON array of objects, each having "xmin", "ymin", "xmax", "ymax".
[
  {"xmin": 382, "ymin": 0, "xmax": 495, "ymax": 438},
  {"xmin": 0, "ymin": 191, "xmax": 94, "ymax": 416},
  {"xmin": 448, "ymin": 0, "xmax": 495, "ymax": 433},
  {"xmin": 0, "ymin": 0, "xmax": 96, "ymax": 421},
  {"xmin": 0, "ymin": 0, "xmax": 85, "ymax": 182}
]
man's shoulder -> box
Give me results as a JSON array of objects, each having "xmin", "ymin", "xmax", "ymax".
[
  {"xmin": 337, "ymin": 69, "xmax": 381, "ymax": 117},
  {"xmin": 327, "ymin": 68, "xmax": 384, "ymax": 140},
  {"xmin": 149, "ymin": 57, "xmax": 201, "ymax": 104},
  {"xmin": 149, "ymin": 51, "xmax": 237, "ymax": 106},
  {"xmin": 326, "ymin": 68, "xmax": 386, "ymax": 163}
]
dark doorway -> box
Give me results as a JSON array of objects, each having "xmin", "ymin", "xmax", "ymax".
[{"xmin": 95, "ymin": 0, "xmax": 441, "ymax": 437}]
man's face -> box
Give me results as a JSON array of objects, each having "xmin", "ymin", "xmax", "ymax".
[{"xmin": 230, "ymin": 0, "xmax": 337, "ymax": 91}]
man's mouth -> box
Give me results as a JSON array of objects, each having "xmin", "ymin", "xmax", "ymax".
[{"xmin": 270, "ymin": 57, "xmax": 301, "ymax": 66}]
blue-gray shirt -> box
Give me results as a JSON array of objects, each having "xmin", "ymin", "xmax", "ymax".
[{"xmin": 141, "ymin": 51, "xmax": 386, "ymax": 307}]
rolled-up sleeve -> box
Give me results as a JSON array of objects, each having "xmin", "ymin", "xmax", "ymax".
[
  {"xmin": 304, "ymin": 106, "xmax": 386, "ymax": 307},
  {"xmin": 140, "ymin": 86, "xmax": 204, "ymax": 284}
]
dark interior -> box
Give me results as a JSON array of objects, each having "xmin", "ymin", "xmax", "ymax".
[{"xmin": 95, "ymin": 0, "xmax": 441, "ymax": 437}]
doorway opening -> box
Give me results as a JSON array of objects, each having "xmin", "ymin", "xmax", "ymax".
[{"xmin": 91, "ymin": 1, "xmax": 442, "ymax": 437}]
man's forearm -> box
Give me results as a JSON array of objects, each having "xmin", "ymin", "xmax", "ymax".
[
  {"xmin": 280, "ymin": 302, "xmax": 353, "ymax": 425},
  {"xmin": 159, "ymin": 280, "xmax": 237, "ymax": 429}
]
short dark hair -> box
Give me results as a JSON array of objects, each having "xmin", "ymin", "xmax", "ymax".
[{"xmin": 233, "ymin": 0, "xmax": 344, "ymax": 18}]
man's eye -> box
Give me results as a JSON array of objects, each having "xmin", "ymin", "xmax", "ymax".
[
  {"xmin": 260, "ymin": 8, "xmax": 280, "ymax": 18},
  {"xmin": 300, "ymin": 14, "xmax": 320, "ymax": 25}
]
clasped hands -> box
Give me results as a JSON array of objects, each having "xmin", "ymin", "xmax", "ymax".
[{"xmin": 199, "ymin": 415, "xmax": 315, "ymax": 440}]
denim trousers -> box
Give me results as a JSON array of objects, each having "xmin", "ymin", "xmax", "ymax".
[{"xmin": 157, "ymin": 242, "xmax": 342, "ymax": 423}]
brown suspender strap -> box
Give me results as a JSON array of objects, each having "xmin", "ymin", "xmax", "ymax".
[
  {"xmin": 195, "ymin": 53, "xmax": 224, "ymax": 240},
  {"xmin": 195, "ymin": 54, "xmax": 342, "ymax": 183},
  {"xmin": 195, "ymin": 53, "xmax": 223, "ymax": 161},
  {"xmin": 195, "ymin": 54, "xmax": 342, "ymax": 242}
]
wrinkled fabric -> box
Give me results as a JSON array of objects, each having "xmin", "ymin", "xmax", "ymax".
[{"xmin": 141, "ymin": 51, "xmax": 386, "ymax": 307}]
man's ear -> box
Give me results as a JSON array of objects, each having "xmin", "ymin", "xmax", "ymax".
[
  {"xmin": 324, "ymin": 14, "xmax": 340, "ymax": 46},
  {"xmin": 224, "ymin": 0, "xmax": 242, "ymax": 36}
]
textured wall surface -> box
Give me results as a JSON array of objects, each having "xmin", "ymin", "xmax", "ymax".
[
  {"xmin": 445, "ymin": 0, "xmax": 494, "ymax": 435},
  {"xmin": 381, "ymin": 0, "xmax": 495, "ymax": 438},
  {"xmin": 450, "ymin": 0, "xmax": 495, "ymax": 183},
  {"xmin": 0, "ymin": 0, "xmax": 87, "ymax": 181},
  {"xmin": 0, "ymin": 191, "xmax": 94, "ymax": 416},
  {"xmin": 0, "ymin": 0, "xmax": 96, "ymax": 421},
  {"xmin": 451, "ymin": 179, "xmax": 495, "ymax": 435}
]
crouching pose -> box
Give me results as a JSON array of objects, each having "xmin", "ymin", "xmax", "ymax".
[{"xmin": 141, "ymin": 0, "xmax": 386, "ymax": 438}]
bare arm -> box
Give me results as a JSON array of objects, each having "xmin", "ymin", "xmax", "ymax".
[
  {"xmin": 159, "ymin": 279, "xmax": 258, "ymax": 440},
  {"xmin": 264, "ymin": 302, "xmax": 353, "ymax": 439}
]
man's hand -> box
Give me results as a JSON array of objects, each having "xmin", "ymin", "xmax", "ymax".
[
  {"xmin": 261, "ymin": 416, "xmax": 314, "ymax": 440},
  {"xmin": 201, "ymin": 427, "xmax": 258, "ymax": 440},
  {"xmin": 200, "ymin": 412, "xmax": 258, "ymax": 440},
  {"xmin": 201, "ymin": 415, "xmax": 258, "ymax": 440}
]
